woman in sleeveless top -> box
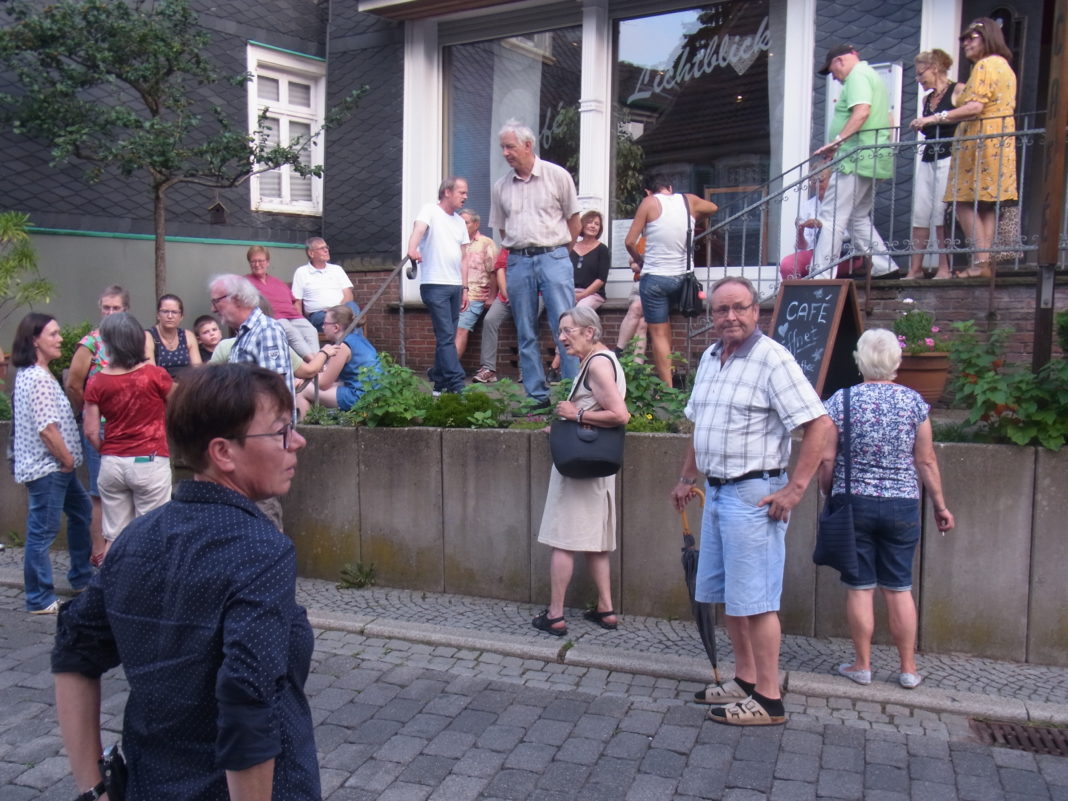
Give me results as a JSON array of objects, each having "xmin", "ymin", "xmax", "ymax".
[
  {"xmin": 625, "ymin": 177, "xmax": 718, "ymax": 385},
  {"xmin": 145, "ymin": 293, "xmax": 201, "ymax": 379},
  {"xmin": 907, "ymin": 49, "xmax": 958, "ymax": 279},
  {"xmin": 533, "ymin": 307, "xmax": 629, "ymax": 637},
  {"xmin": 296, "ymin": 304, "xmax": 379, "ymax": 417}
]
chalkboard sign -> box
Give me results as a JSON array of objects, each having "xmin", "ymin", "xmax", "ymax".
[{"xmin": 769, "ymin": 280, "xmax": 863, "ymax": 398}]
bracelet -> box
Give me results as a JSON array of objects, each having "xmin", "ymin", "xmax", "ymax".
[
  {"xmin": 576, "ymin": 408, "xmax": 585, "ymax": 425},
  {"xmin": 318, "ymin": 349, "xmax": 330, "ymax": 358},
  {"xmin": 678, "ymin": 476, "xmax": 698, "ymax": 486}
]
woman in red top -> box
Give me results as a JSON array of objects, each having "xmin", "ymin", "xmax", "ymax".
[{"xmin": 84, "ymin": 313, "xmax": 174, "ymax": 559}]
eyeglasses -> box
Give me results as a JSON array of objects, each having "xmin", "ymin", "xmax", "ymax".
[
  {"xmin": 158, "ymin": 309, "xmax": 181, "ymax": 316},
  {"xmin": 962, "ymin": 32, "xmax": 982, "ymax": 41},
  {"xmin": 559, "ymin": 326, "xmax": 589, "ymax": 336},
  {"xmin": 210, "ymin": 294, "xmax": 230, "ymax": 308},
  {"xmin": 711, "ymin": 302, "xmax": 756, "ymax": 318},
  {"xmin": 248, "ymin": 259, "xmax": 269, "ymax": 266},
  {"xmin": 915, "ymin": 64, "xmax": 931, "ymax": 76},
  {"xmin": 230, "ymin": 421, "xmax": 296, "ymax": 450},
  {"xmin": 323, "ymin": 320, "xmax": 340, "ymax": 328}
]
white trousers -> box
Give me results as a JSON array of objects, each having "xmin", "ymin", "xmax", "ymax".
[{"xmin": 812, "ymin": 171, "xmax": 895, "ymax": 276}]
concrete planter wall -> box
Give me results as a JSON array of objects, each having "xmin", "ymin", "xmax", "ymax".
[{"xmin": 1, "ymin": 422, "xmax": 1065, "ymax": 666}]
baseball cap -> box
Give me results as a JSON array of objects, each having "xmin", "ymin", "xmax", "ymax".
[{"xmin": 818, "ymin": 44, "xmax": 858, "ymax": 75}]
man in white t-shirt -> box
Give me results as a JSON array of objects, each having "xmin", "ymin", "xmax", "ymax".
[
  {"xmin": 406, "ymin": 177, "xmax": 471, "ymax": 394},
  {"xmin": 291, "ymin": 237, "xmax": 360, "ymax": 330}
]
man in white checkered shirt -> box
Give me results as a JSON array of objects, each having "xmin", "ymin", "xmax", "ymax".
[{"xmin": 673, "ymin": 276, "xmax": 832, "ymax": 727}]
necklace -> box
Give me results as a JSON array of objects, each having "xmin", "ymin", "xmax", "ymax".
[{"xmin": 927, "ymin": 81, "xmax": 949, "ymax": 111}]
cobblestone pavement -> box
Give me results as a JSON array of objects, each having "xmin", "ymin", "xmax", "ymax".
[
  {"xmin": 2, "ymin": 588, "xmax": 1066, "ymax": 801},
  {"xmin": 3, "ymin": 547, "xmax": 1068, "ymax": 713}
]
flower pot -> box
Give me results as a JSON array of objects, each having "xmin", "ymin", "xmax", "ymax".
[{"xmin": 897, "ymin": 352, "xmax": 950, "ymax": 404}]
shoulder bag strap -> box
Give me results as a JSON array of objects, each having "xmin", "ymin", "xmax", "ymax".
[
  {"xmin": 679, "ymin": 193, "xmax": 694, "ymax": 274},
  {"xmin": 842, "ymin": 385, "xmax": 852, "ymax": 498}
]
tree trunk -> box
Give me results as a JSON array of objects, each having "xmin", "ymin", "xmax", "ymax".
[{"xmin": 153, "ymin": 182, "xmax": 167, "ymax": 299}]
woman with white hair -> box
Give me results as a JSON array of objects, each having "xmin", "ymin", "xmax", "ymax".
[
  {"xmin": 818, "ymin": 328, "xmax": 954, "ymax": 689},
  {"xmin": 533, "ymin": 306, "xmax": 629, "ymax": 637}
]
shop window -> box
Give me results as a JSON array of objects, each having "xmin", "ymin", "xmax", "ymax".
[
  {"xmin": 444, "ymin": 26, "xmax": 583, "ymax": 229},
  {"xmin": 247, "ymin": 44, "xmax": 325, "ymax": 215},
  {"xmin": 614, "ymin": 2, "xmax": 774, "ymax": 265}
]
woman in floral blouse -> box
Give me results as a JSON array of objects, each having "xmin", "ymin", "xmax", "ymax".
[{"xmin": 818, "ymin": 329, "xmax": 955, "ymax": 690}]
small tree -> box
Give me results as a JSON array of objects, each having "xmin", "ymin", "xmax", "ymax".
[
  {"xmin": 0, "ymin": 210, "xmax": 52, "ymax": 329},
  {"xmin": 0, "ymin": 0, "xmax": 364, "ymax": 297}
]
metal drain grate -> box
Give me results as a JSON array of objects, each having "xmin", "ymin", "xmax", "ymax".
[{"xmin": 970, "ymin": 718, "xmax": 1068, "ymax": 757}]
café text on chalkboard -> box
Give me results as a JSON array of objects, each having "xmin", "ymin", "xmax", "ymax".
[{"xmin": 769, "ymin": 280, "xmax": 863, "ymax": 398}]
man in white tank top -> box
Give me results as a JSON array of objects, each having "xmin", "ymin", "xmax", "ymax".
[{"xmin": 624, "ymin": 178, "xmax": 718, "ymax": 385}]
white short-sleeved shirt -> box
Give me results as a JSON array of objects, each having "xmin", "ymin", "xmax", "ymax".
[
  {"xmin": 12, "ymin": 365, "xmax": 83, "ymax": 484},
  {"xmin": 685, "ymin": 330, "xmax": 826, "ymax": 480},
  {"xmin": 415, "ymin": 204, "xmax": 469, "ymax": 285},
  {"xmin": 290, "ymin": 262, "xmax": 353, "ymax": 314}
]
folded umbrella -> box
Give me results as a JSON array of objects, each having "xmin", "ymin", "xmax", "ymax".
[{"xmin": 679, "ymin": 488, "xmax": 721, "ymax": 685}]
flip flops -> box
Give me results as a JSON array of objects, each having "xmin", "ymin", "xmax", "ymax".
[{"xmin": 837, "ymin": 663, "xmax": 872, "ymax": 685}]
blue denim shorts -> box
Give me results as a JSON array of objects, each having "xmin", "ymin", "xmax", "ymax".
[
  {"xmin": 639, "ymin": 273, "xmax": 684, "ymax": 324},
  {"xmin": 829, "ymin": 494, "xmax": 921, "ymax": 591},
  {"xmin": 695, "ymin": 473, "xmax": 788, "ymax": 616},
  {"xmin": 80, "ymin": 426, "xmax": 102, "ymax": 497},
  {"xmin": 457, "ymin": 299, "xmax": 486, "ymax": 331}
]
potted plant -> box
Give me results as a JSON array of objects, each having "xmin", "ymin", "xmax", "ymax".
[{"xmin": 892, "ymin": 304, "xmax": 951, "ymax": 403}]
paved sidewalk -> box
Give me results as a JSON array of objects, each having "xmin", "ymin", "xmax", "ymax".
[
  {"xmin": 2, "ymin": 583, "xmax": 1067, "ymax": 801},
  {"xmin": 2, "ymin": 547, "xmax": 1066, "ymax": 725}
]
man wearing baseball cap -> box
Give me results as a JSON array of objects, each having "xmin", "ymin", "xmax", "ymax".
[{"xmin": 811, "ymin": 44, "xmax": 897, "ymax": 278}]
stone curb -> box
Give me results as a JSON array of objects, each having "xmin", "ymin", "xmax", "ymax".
[{"xmin": 6, "ymin": 572, "xmax": 1062, "ymax": 726}]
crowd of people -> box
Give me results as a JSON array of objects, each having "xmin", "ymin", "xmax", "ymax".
[
  {"xmin": 781, "ymin": 19, "xmax": 1018, "ymax": 281},
  {"xmin": 2, "ymin": 27, "xmax": 993, "ymax": 792}
]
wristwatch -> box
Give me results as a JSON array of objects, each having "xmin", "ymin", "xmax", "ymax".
[{"xmin": 678, "ymin": 476, "xmax": 698, "ymax": 486}]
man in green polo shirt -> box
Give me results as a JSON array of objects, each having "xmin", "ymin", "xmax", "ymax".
[{"xmin": 811, "ymin": 44, "xmax": 897, "ymax": 278}]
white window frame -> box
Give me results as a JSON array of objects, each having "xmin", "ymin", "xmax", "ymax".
[{"xmin": 247, "ymin": 43, "xmax": 327, "ymax": 216}]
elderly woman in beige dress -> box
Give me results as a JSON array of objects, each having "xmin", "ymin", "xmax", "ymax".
[{"xmin": 533, "ymin": 306, "xmax": 629, "ymax": 637}]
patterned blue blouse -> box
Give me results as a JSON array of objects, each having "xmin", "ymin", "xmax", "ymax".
[
  {"xmin": 52, "ymin": 480, "xmax": 319, "ymax": 800},
  {"xmin": 824, "ymin": 382, "xmax": 930, "ymax": 499}
]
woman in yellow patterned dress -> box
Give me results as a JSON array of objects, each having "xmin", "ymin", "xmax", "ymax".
[{"xmin": 940, "ymin": 18, "xmax": 1017, "ymax": 278}]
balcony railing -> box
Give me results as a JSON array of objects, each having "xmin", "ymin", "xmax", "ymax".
[{"xmin": 690, "ymin": 115, "xmax": 1067, "ymax": 307}]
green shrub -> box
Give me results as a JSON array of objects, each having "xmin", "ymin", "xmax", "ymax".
[
  {"xmin": 347, "ymin": 353, "xmax": 431, "ymax": 427},
  {"xmin": 50, "ymin": 321, "xmax": 93, "ymax": 382},
  {"xmin": 949, "ymin": 320, "xmax": 1068, "ymax": 450},
  {"xmin": 422, "ymin": 389, "xmax": 508, "ymax": 429}
]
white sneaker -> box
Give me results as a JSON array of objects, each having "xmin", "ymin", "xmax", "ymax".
[{"xmin": 29, "ymin": 600, "xmax": 59, "ymax": 615}]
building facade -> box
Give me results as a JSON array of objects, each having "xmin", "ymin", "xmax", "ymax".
[{"xmin": 0, "ymin": 0, "xmax": 1056, "ymax": 340}]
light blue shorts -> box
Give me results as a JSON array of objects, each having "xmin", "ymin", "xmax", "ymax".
[
  {"xmin": 695, "ymin": 473, "xmax": 788, "ymax": 616},
  {"xmin": 457, "ymin": 299, "xmax": 487, "ymax": 331}
]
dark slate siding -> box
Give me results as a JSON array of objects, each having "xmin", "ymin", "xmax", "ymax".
[
  {"xmin": 0, "ymin": 0, "xmax": 329, "ymax": 245},
  {"xmin": 321, "ymin": 7, "xmax": 404, "ymax": 266},
  {"xmin": 812, "ymin": 0, "xmax": 922, "ymax": 260}
]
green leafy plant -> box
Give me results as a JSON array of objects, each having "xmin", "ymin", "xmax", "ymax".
[
  {"xmin": 6, "ymin": 530, "xmax": 24, "ymax": 547},
  {"xmin": 300, "ymin": 404, "xmax": 341, "ymax": 426},
  {"xmin": 49, "ymin": 321, "xmax": 93, "ymax": 382},
  {"xmin": 347, "ymin": 353, "xmax": 432, "ymax": 428},
  {"xmin": 893, "ymin": 304, "xmax": 950, "ymax": 354},
  {"xmin": 0, "ymin": 211, "xmax": 53, "ymax": 328},
  {"xmin": 337, "ymin": 562, "xmax": 376, "ymax": 589},
  {"xmin": 616, "ymin": 341, "xmax": 689, "ymax": 431},
  {"xmin": 422, "ymin": 389, "xmax": 508, "ymax": 429},
  {"xmin": 949, "ymin": 320, "xmax": 1068, "ymax": 450},
  {"xmin": 0, "ymin": 382, "xmax": 10, "ymax": 421}
]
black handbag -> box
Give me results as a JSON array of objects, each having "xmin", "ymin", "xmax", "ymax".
[
  {"xmin": 671, "ymin": 193, "xmax": 704, "ymax": 317},
  {"xmin": 812, "ymin": 386, "xmax": 859, "ymax": 577},
  {"xmin": 548, "ymin": 353, "xmax": 625, "ymax": 479}
]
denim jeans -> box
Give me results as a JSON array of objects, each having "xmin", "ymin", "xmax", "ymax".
[
  {"xmin": 696, "ymin": 473, "xmax": 789, "ymax": 616},
  {"xmin": 507, "ymin": 247, "xmax": 578, "ymax": 403},
  {"xmin": 420, "ymin": 283, "xmax": 465, "ymax": 392},
  {"xmin": 24, "ymin": 469, "xmax": 93, "ymax": 611},
  {"xmin": 829, "ymin": 494, "xmax": 920, "ymax": 590}
]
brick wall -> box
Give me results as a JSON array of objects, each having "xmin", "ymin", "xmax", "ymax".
[{"xmin": 350, "ymin": 271, "xmax": 1068, "ymax": 380}]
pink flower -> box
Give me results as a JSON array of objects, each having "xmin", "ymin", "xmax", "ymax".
[
  {"xmin": 931, "ymin": 326, "xmax": 940, "ymax": 333},
  {"xmin": 925, "ymin": 338, "xmax": 935, "ymax": 347}
]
